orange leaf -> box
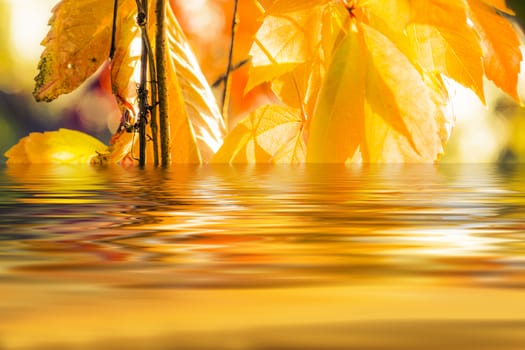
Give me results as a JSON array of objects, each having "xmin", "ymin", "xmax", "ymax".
[
  {"xmin": 468, "ymin": 0, "xmax": 522, "ymax": 101},
  {"xmin": 482, "ymin": 0, "xmax": 515, "ymax": 14},
  {"xmin": 166, "ymin": 7, "xmax": 226, "ymax": 161}
]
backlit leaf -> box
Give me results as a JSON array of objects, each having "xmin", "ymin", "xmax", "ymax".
[
  {"xmin": 407, "ymin": 0, "xmax": 485, "ymax": 101},
  {"xmin": 467, "ymin": 0, "xmax": 522, "ymax": 101},
  {"xmin": 33, "ymin": 0, "xmax": 135, "ymax": 102},
  {"xmin": 362, "ymin": 24, "xmax": 451, "ymax": 162},
  {"xmin": 405, "ymin": 24, "xmax": 485, "ymax": 102},
  {"xmin": 166, "ymin": 7, "xmax": 226, "ymax": 161},
  {"xmin": 212, "ymin": 105, "xmax": 304, "ymax": 164},
  {"xmin": 246, "ymin": 5, "xmax": 327, "ymax": 91},
  {"xmin": 306, "ymin": 29, "xmax": 366, "ymax": 163},
  {"xmin": 5, "ymin": 129, "xmax": 107, "ymax": 164}
]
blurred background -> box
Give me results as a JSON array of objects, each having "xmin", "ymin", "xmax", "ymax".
[{"xmin": 0, "ymin": 0, "xmax": 524, "ymax": 163}]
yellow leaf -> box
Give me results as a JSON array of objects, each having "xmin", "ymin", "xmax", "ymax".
[
  {"xmin": 362, "ymin": 23, "xmax": 451, "ymax": 162},
  {"xmin": 5, "ymin": 129, "xmax": 107, "ymax": 164},
  {"xmin": 407, "ymin": 0, "xmax": 485, "ymax": 101},
  {"xmin": 212, "ymin": 105, "xmax": 304, "ymax": 164},
  {"xmin": 307, "ymin": 29, "xmax": 366, "ymax": 163},
  {"xmin": 246, "ymin": 6, "xmax": 325, "ymax": 91},
  {"xmin": 405, "ymin": 24, "xmax": 485, "ymax": 103},
  {"xmin": 248, "ymin": 1, "xmax": 348, "ymax": 119},
  {"xmin": 34, "ymin": 0, "xmax": 135, "ymax": 102},
  {"xmin": 409, "ymin": 0, "xmax": 470, "ymax": 31}
]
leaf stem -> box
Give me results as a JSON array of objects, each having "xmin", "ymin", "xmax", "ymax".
[
  {"xmin": 156, "ymin": 0, "xmax": 170, "ymax": 166},
  {"xmin": 221, "ymin": 0, "xmax": 239, "ymax": 127}
]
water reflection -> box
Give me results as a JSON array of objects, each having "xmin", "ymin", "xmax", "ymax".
[
  {"xmin": 1, "ymin": 164, "xmax": 525, "ymax": 289},
  {"xmin": 1, "ymin": 164, "xmax": 525, "ymax": 348}
]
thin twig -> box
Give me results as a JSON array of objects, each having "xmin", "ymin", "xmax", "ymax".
[
  {"xmin": 221, "ymin": 0, "xmax": 239, "ymax": 126},
  {"xmin": 144, "ymin": 33, "xmax": 159, "ymax": 166},
  {"xmin": 156, "ymin": 0, "xmax": 171, "ymax": 166},
  {"xmin": 212, "ymin": 58, "xmax": 249, "ymax": 88},
  {"xmin": 109, "ymin": 0, "xmax": 119, "ymax": 59}
]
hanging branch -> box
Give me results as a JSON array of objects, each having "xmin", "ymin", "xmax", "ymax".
[
  {"xmin": 212, "ymin": 58, "xmax": 249, "ymax": 88},
  {"xmin": 135, "ymin": 0, "xmax": 149, "ymax": 166},
  {"xmin": 156, "ymin": 0, "xmax": 170, "ymax": 166},
  {"xmin": 221, "ymin": 0, "xmax": 240, "ymax": 127},
  {"xmin": 145, "ymin": 37, "xmax": 159, "ymax": 166}
]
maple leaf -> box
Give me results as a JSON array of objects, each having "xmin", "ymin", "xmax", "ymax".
[{"xmin": 8, "ymin": 0, "xmax": 224, "ymax": 165}]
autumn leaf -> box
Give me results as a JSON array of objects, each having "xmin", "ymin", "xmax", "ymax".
[
  {"xmin": 405, "ymin": 24, "xmax": 485, "ymax": 103},
  {"xmin": 165, "ymin": 7, "xmax": 225, "ymax": 161},
  {"xmin": 4, "ymin": 129, "xmax": 107, "ymax": 164},
  {"xmin": 467, "ymin": 0, "xmax": 522, "ymax": 100},
  {"xmin": 33, "ymin": 0, "xmax": 135, "ymax": 102},
  {"xmin": 407, "ymin": 1, "xmax": 485, "ymax": 102},
  {"xmin": 306, "ymin": 28, "xmax": 366, "ymax": 163},
  {"xmin": 247, "ymin": 2, "xmax": 347, "ymax": 118},
  {"xmin": 361, "ymin": 23, "xmax": 450, "ymax": 162},
  {"xmin": 212, "ymin": 105, "xmax": 305, "ymax": 164}
]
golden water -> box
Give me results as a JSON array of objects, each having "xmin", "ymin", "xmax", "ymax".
[{"xmin": 1, "ymin": 164, "xmax": 525, "ymax": 349}]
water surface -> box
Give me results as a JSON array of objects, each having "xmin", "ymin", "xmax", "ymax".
[{"xmin": 1, "ymin": 164, "xmax": 525, "ymax": 349}]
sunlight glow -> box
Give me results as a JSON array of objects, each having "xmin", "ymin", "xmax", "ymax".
[
  {"xmin": 173, "ymin": 0, "xmax": 225, "ymax": 44},
  {"xmin": 127, "ymin": 36, "xmax": 142, "ymax": 97},
  {"xmin": 399, "ymin": 227, "xmax": 506, "ymax": 256},
  {"xmin": 8, "ymin": 0, "xmax": 55, "ymax": 61},
  {"xmin": 519, "ymin": 46, "xmax": 525, "ymax": 101}
]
